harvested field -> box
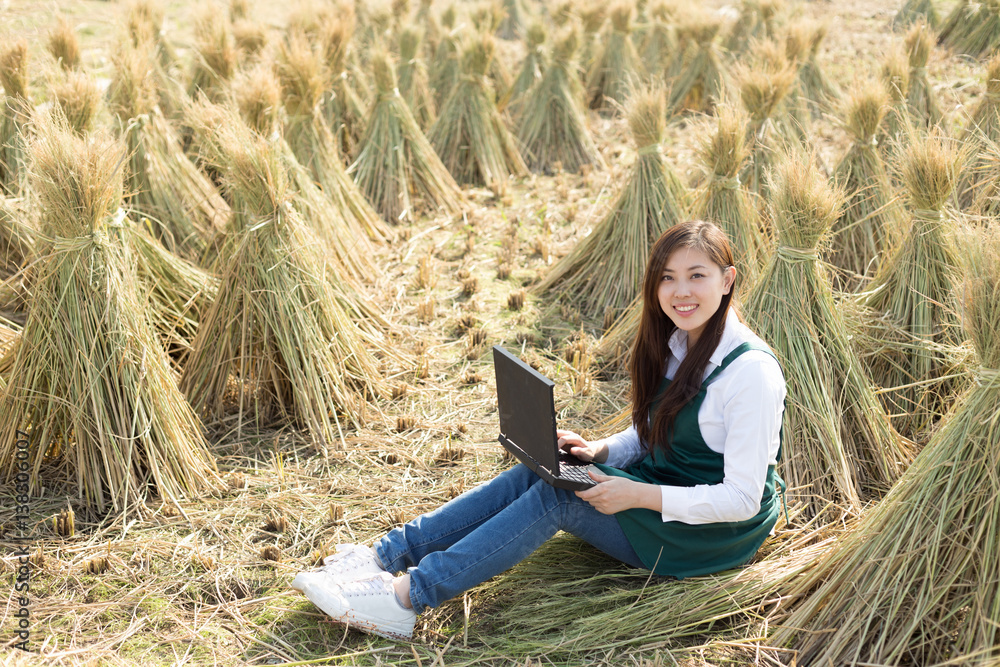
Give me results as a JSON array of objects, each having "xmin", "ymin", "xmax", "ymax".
[{"xmin": 1, "ymin": 0, "xmax": 994, "ymax": 664}]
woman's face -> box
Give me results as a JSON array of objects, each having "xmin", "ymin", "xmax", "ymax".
[{"xmin": 657, "ymin": 246, "xmax": 736, "ymax": 349}]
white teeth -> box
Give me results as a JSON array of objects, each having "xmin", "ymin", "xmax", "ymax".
[{"xmin": 675, "ymin": 305, "xmax": 697, "ymax": 312}]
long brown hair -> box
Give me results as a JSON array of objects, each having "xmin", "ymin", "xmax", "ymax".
[{"xmin": 630, "ymin": 221, "xmax": 737, "ymax": 453}]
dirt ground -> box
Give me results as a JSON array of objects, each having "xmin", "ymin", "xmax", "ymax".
[{"xmin": 0, "ymin": 0, "xmax": 983, "ymax": 664}]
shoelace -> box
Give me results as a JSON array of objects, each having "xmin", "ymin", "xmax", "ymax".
[{"xmin": 342, "ymin": 575, "xmax": 390, "ymax": 598}]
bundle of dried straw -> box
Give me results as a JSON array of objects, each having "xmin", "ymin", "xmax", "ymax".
[
  {"xmin": 516, "ymin": 27, "xmax": 604, "ymax": 175},
  {"xmin": 0, "ymin": 116, "xmax": 219, "ymax": 514},
  {"xmin": 828, "ymin": 80, "xmax": 904, "ymax": 290},
  {"xmin": 743, "ymin": 153, "xmax": 910, "ymax": 520},
  {"xmin": 181, "ymin": 107, "xmax": 386, "ymax": 453},
  {"xmin": 0, "ymin": 41, "xmax": 31, "ymax": 197},
  {"xmin": 773, "ymin": 221, "xmax": 1000, "ymax": 666},
  {"xmin": 428, "ymin": 32, "xmax": 528, "ymax": 188},
  {"xmin": 691, "ymin": 104, "xmax": 766, "ymax": 287},
  {"xmin": 397, "ymin": 27, "xmax": 437, "ymax": 130},
  {"xmin": 586, "ymin": 2, "xmax": 644, "ymax": 114},
  {"xmin": 536, "ymin": 86, "xmax": 686, "ymax": 319},
  {"xmin": 350, "ymin": 50, "xmax": 466, "ymax": 224},
  {"xmin": 109, "ymin": 44, "xmax": 229, "ymax": 266},
  {"xmin": 276, "ymin": 36, "xmax": 390, "ymax": 245},
  {"xmin": 860, "ymin": 129, "xmax": 967, "ymax": 439}
]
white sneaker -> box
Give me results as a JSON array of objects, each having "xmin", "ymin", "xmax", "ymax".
[
  {"xmin": 299, "ymin": 571, "xmax": 416, "ymax": 641},
  {"xmin": 290, "ymin": 544, "xmax": 384, "ymax": 593}
]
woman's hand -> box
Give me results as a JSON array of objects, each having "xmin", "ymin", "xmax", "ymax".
[
  {"xmin": 556, "ymin": 429, "xmax": 609, "ymax": 463},
  {"xmin": 575, "ymin": 472, "xmax": 662, "ymax": 515}
]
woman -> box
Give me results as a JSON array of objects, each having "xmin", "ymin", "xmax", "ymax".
[{"xmin": 291, "ymin": 220, "xmax": 786, "ymax": 641}]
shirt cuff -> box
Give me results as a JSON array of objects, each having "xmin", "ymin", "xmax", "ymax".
[{"xmin": 660, "ymin": 485, "xmax": 695, "ymax": 524}]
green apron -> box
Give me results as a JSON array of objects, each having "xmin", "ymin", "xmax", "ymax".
[{"xmin": 594, "ymin": 342, "xmax": 783, "ymax": 578}]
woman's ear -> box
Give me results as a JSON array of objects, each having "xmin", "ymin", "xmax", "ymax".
[{"xmin": 722, "ymin": 265, "xmax": 736, "ymax": 294}]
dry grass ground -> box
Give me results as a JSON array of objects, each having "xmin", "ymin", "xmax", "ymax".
[{"xmin": 0, "ymin": 0, "xmax": 984, "ymax": 664}]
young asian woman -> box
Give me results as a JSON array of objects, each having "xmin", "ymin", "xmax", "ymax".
[{"xmin": 290, "ymin": 220, "xmax": 787, "ymax": 641}]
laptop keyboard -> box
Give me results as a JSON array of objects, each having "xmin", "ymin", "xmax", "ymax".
[{"xmin": 558, "ymin": 454, "xmax": 596, "ymax": 486}]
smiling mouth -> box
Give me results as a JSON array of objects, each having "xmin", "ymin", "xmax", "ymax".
[{"xmin": 675, "ymin": 305, "xmax": 698, "ymax": 313}]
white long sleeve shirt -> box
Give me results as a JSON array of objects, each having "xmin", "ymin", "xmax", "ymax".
[{"xmin": 598, "ymin": 309, "xmax": 786, "ymax": 525}]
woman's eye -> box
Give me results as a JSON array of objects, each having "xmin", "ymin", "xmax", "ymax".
[
  {"xmin": 661, "ymin": 275, "xmax": 672, "ymax": 281},
  {"xmin": 691, "ymin": 273, "xmax": 704, "ymax": 279}
]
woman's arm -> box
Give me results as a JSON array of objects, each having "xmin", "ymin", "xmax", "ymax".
[
  {"xmin": 575, "ymin": 472, "xmax": 662, "ymax": 514},
  {"xmin": 557, "ymin": 425, "xmax": 646, "ymax": 467}
]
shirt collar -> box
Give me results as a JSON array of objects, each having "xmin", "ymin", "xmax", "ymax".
[{"xmin": 667, "ymin": 308, "xmax": 739, "ymax": 367}]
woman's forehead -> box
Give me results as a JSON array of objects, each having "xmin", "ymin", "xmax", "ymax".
[{"xmin": 663, "ymin": 246, "xmax": 716, "ymax": 270}]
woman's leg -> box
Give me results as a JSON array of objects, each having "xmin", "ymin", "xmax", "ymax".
[
  {"xmin": 394, "ymin": 472, "xmax": 643, "ymax": 612},
  {"xmin": 375, "ymin": 464, "xmax": 544, "ymax": 573}
]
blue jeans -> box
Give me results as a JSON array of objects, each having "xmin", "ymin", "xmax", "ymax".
[{"xmin": 373, "ymin": 464, "xmax": 644, "ymax": 612}]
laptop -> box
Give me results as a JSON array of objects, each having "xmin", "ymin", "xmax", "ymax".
[{"xmin": 492, "ymin": 345, "xmax": 598, "ymax": 490}]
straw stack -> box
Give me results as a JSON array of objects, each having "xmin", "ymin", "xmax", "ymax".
[
  {"xmin": 430, "ymin": 10, "xmax": 461, "ymax": 109},
  {"xmin": 579, "ymin": 3, "xmax": 608, "ymax": 73},
  {"xmin": 124, "ymin": 0, "xmax": 185, "ymax": 120},
  {"xmin": 498, "ymin": 0, "xmax": 529, "ymax": 40},
  {"xmin": 47, "ymin": 17, "xmax": 81, "ymax": 71},
  {"xmin": 761, "ymin": 35, "xmax": 810, "ymax": 145},
  {"xmin": 725, "ymin": 0, "xmax": 784, "ymax": 55},
  {"xmin": 828, "ymin": 80, "xmax": 904, "ymax": 290},
  {"xmin": 639, "ymin": 1, "xmax": 677, "ymax": 76},
  {"xmin": 774, "ymin": 222, "xmax": 1000, "ymax": 666},
  {"xmin": 397, "ymin": 27, "xmax": 436, "ymax": 130},
  {"xmin": 127, "ymin": 219, "xmax": 219, "ymax": 362},
  {"xmin": 516, "ymin": 27, "xmax": 604, "ymax": 175},
  {"xmin": 187, "ymin": 7, "xmax": 236, "ymax": 102},
  {"xmin": 52, "ymin": 72, "xmax": 101, "ymax": 136},
  {"xmin": 0, "ymin": 116, "xmax": 219, "ymax": 514},
  {"xmin": 109, "ymin": 44, "xmax": 229, "ymax": 265},
  {"xmin": 318, "ymin": 16, "xmax": 369, "ymax": 160},
  {"xmin": 794, "ymin": 22, "xmax": 841, "ymax": 117},
  {"xmin": 499, "ymin": 21, "xmax": 547, "ymax": 118},
  {"xmin": 473, "ymin": 7, "xmax": 514, "ymax": 99},
  {"xmin": 861, "ymin": 130, "xmax": 966, "ymax": 439},
  {"xmin": 736, "ymin": 45, "xmax": 797, "ymax": 195},
  {"xmin": 691, "ymin": 104, "xmax": 766, "ymax": 287},
  {"xmin": 939, "ymin": 0, "xmax": 1000, "ymax": 57},
  {"xmin": 586, "ymin": 2, "xmax": 644, "ymax": 114},
  {"xmin": 667, "ymin": 14, "xmax": 726, "ymax": 116},
  {"xmin": 536, "ymin": 87, "xmax": 686, "ymax": 319},
  {"xmin": 180, "ymin": 108, "xmax": 385, "ymax": 453},
  {"xmin": 0, "ymin": 194, "xmax": 33, "ymax": 279},
  {"xmin": 230, "ymin": 67, "xmax": 381, "ymax": 287},
  {"xmin": 350, "ymin": 50, "xmax": 466, "ymax": 224},
  {"xmin": 958, "ymin": 53, "xmax": 1000, "ymax": 208},
  {"xmin": 743, "ymin": 154, "xmax": 910, "ymax": 519},
  {"xmin": 429, "ymin": 32, "xmax": 528, "ymax": 188},
  {"xmin": 0, "ymin": 41, "xmax": 30, "ymax": 197},
  {"xmin": 893, "ymin": 0, "xmax": 940, "ymax": 30},
  {"xmin": 275, "ymin": 36, "xmax": 390, "ymax": 245},
  {"xmin": 904, "ymin": 21, "xmax": 942, "ymax": 127},
  {"xmin": 879, "ymin": 45, "xmax": 911, "ymax": 161}
]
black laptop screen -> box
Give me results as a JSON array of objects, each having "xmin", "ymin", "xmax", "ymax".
[{"xmin": 493, "ymin": 346, "xmax": 559, "ymax": 471}]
